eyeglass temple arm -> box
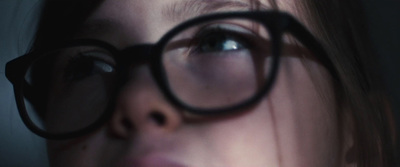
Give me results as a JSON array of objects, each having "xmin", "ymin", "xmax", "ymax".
[{"xmin": 285, "ymin": 15, "xmax": 341, "ymax": 82}]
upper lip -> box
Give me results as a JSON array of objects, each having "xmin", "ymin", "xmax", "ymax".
[{"xmin": 116, "ymin": 153, "xmax": 188, "ymax": 167}]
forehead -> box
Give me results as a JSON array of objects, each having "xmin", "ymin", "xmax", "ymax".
[
  {"xmin": 90, "ymin": 0, "xmax": 298, "ymax": 18},
  {"xmin": 77, "ymin": 0, "xmax": 301, "ymax": 45}
]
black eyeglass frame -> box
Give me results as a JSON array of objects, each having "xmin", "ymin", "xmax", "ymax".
[{"xmin": 6, "ymin": 11, "xmax": 340, "ymax": 139}]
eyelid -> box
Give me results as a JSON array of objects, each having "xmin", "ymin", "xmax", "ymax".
[
  {"xmin": 191, "ymin": 22, "xmax": 261, "ymax": 48},
  {"xmin": 194, "ymin": 21, "xmax": 270, "ymax": 47},
  {"xmin": 197, "ymin": 20, "xmax": 272, "ymax": 45},
  {"xmin": 78, "ymin": 49, "xmax": 116, "ymax": 66},
  {"xmin": 196, "ymin": 22, "xmax": 258, "ymax": 37}
]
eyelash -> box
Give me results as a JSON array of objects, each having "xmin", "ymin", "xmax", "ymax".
[
  {"xmin": 61, "ymin": 51, "xmax": 115, "ymax": 82},
  {"xmin": 185, "ymin": 24, "xmax": 261, "ymax": 56},
  {"xmin": 193, "ymin": 27, "xmax": 249, "ymax": 51}
]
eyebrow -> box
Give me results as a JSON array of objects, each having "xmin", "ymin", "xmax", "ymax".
[{"xmin": 162, "ymin": 0, "xmax": 271, "ymax": 22}]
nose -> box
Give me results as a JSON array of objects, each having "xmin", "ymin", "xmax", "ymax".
[{"xmin": 109, "ymin": 65, "xmax": 182, "ymax": 138}]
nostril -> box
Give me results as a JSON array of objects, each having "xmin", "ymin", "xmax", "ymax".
[{"xmin": 149, "ymin": 111, "xmax": 166, "ymax": 126}]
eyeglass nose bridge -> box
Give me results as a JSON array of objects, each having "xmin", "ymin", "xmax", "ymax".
[
  {"xmin": 116, "ymin": 44, "xmax": 162, "ymax": 87},
  {"xmin": 118, "ymin": 44, "xmax": 156, "ymax": 66}
]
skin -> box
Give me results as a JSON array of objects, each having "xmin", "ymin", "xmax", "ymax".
[{"xmin": 47, "ymin": 0, "xmax": 354, "ymax": 166}]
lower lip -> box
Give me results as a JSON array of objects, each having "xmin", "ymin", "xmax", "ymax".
[{"xmin": 117, "ymin": 155, "xmax": 187, "ymax": 167}]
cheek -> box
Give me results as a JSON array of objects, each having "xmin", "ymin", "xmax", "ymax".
[
  {"xmin": 47, "ymin": 130, "xmax": 127, "ymax": 167},
  {"xmin": 267, "ymin": 57, "xmax": 340, "ymax": 167},
  {"xmin": 194, "ymin": 101, "xmax": 280, "ymax": 166},
  {"xmin": 190, "ymin": 58, "xmax": 339, "ymax": 167}
]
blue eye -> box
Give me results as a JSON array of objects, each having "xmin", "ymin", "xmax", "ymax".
[
  {"xmin": 192, "ymin": 26, "xmax": 250, "ymax": 54},
  {"xmin": 195, "ymin": 31, "xmax": 245, "ymax": 53}
]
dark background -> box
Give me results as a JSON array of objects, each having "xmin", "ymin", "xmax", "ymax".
[
  {"xmin": 0, "ymin": 0, "xmax": 399, "ymax": 166},
  {"xmin": 364, "ymin": 0, "xmax": 400, "ymax": 164}
]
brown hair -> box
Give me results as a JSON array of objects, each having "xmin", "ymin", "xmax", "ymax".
[
  {"xmin": 33, "ymin": 0, "xmax": 397, "ymax": 166},
  {"xmin": 289, "ymin": 0, "xmax": 396, "ymax": 166},
  {"xmin": 257, "ymin": 0, "xmax": 397, "ymax": 166}
]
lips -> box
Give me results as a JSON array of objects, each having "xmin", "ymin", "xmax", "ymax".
[{"xmin": 116, "ymin": 154, "xmax": 187, "ymax": 167}]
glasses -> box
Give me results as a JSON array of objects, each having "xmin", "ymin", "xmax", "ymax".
[{"xmin": 6, "ymin": 11, "xmax": 338, "ymax": 139}]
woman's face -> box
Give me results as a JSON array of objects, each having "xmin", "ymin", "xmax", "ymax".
[{"xmin": 47, "ymin": 0, "xmax": 349, "ymax": 166}]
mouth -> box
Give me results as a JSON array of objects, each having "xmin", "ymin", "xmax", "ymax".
[{"xmin": 116, "ymin": 154, "xmax": 187, "ymax": 167}]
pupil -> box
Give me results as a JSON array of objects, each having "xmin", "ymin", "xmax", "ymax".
[{"xmin": 199, "ymin": 34, "xmax": 242, "ymax": 53}]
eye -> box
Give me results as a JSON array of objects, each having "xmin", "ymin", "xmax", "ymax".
[
  {"xmin": 63, "ymin": 51, "xmax": 115, "ymax": 82},
  {"xmin": 195, "ymin": 30, "xmax": 245, "ymax": 53},
  {"xmin": 190, "ymin": 25, "xmax": 252, "ymax": 54}
]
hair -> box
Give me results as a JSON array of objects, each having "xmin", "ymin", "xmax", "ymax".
[
  {"xmin": 294, "ymin": 0, "xmax": 397, "ymax": 166},
  {"xmin": 263, "ymin": 0, "xmax": 397, "ymax": 166},
  {"xmin": 31, "ymin": 0, "xmax": 397, "ymax": 166}
]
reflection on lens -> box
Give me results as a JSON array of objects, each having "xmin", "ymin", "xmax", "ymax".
[
  {"xmin": 23, "ymin": 45, "xmax": 117, "ymax": 134},
  {"xmin": 162, "ymin": 18, "xmax": 274, "ymax": 110}
]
